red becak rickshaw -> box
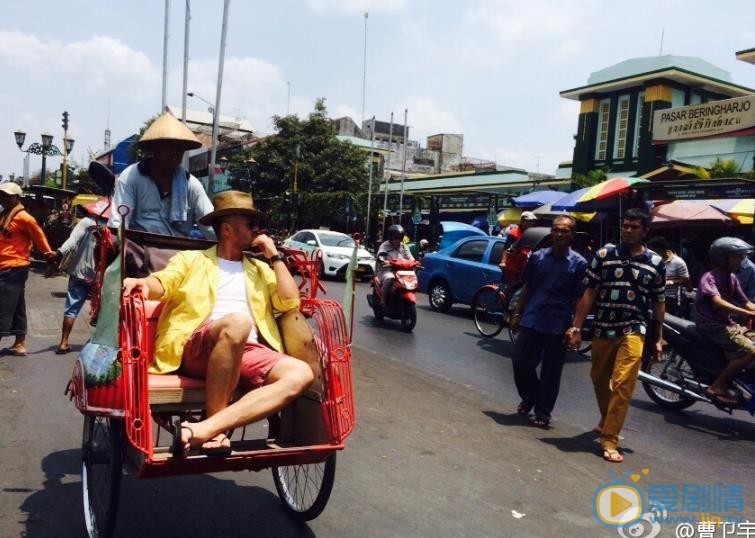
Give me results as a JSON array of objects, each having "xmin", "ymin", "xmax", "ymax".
[{"xmin": 65, "ymin": 207, "xmax": 355, "ymax": 538}]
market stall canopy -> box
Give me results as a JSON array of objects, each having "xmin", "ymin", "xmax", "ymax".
[
  {"xmin": 438, "ymin": 221, "xmax": 487, "ymax": 250},
  {"xmin": 650, "ymin": 200, "xmax": 733, "ymax": 227},
  {"xmin": 706, "ymin": 199, "xmax": 755, "ymax": 224},
  {"xmin": 532, "ymin": 202, "xmax": 597, "ymax": 223},
  {"xmin": 511, "ymin": 190, "xmax": 567, "ymax": 209},
  {"xmin": 497, "ymin": 207, "xmax": 522, "ymax": 226}
]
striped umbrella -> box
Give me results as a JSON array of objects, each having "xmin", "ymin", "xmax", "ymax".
[
  {"xmin": 706, "ymin": 199, "xmax": 755, "ymax": 224},
  {"xmin": 511, "ymin": 190, "xmax": 568, "ymax": 209},
  {"xmin": 553, "ymin": 178, "xmax": 649, "ymax": 211}
]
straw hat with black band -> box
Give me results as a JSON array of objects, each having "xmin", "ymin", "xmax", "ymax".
[
  {"xmin": 138, "ymin": 112, "xmax": 202, "ymax": 152},
  {"xmin": 198, "ymin": 190, "xmax": 264, "ymax": 226}
]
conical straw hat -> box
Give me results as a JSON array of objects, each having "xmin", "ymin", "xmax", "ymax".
[{"xmin": 139, "ymin": 112, "xmax": 202, "ymax": 151}]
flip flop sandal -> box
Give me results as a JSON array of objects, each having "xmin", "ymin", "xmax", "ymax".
[
  {"xmin": 592, "ymin": 425, "xmax": 603, "ymax": 434},
  {"xmin": 171, "ymin": 419, "xmax": 193, "ymax": 458},
  {"xmin": 517, "ymin": 401, "xmax": 533, "ymax": 416},
  {"xmin": 55, "ymin": 347, "xmax": 72, "ymax": 355},
  {"xmin": 705, "ymin": 389, "xmax": 738, "ymax": 408},
  {"xmin": 200, "ymin": 433, "xmax": 232, "ymax": 457},
  {"xmin": 0, "ymin": 347, "xmax": 26, "ymax": 357},
  {"xmin": 533, "ymin": 417, "xmax": 550, "ymax": 428},
  {"xmin": 603, "ymin": 449, "xmax": 624, "ymax": 463}
]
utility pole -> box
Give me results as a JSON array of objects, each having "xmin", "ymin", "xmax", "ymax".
[
  {"xmin": 209, "ymin": 0, "xmax": 231, "ymax": 196},
  {"xmin": 382, "ymin": 112, "xmax": 394, "ymax": 239},
  {"xmin": 161, "ymin": 0, "xmax": 170, "ymax": 112},
  {"xmin": 365, "ymin": 115, "xmax": 376, "ymax": 245},
  {"xmin": 399, "ymin": 109, "xmax": 408, "ymax": 224},
  {"xmin": 361, "ymin": 12, "xmax": 368, "ymax": 124}
]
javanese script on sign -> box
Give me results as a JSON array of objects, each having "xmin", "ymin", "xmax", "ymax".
[{"xmin": 652, "ymin": 95, "xmax": 755, "ymax": 143}]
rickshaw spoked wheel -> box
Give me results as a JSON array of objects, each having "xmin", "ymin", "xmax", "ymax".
[
  {"xmin": 272, "ymin": 452, "xmax": 336, "ymax": 521},
  {"xmin": 82, "ymin": 416, "xmax": 123, "ymax": 538}
]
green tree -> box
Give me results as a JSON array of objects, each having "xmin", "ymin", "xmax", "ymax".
[
  {"xmin": 227, "ymin": 99, "xmax": 370, "ymax": 232},
  {"xmin": 691, "ymin": 158, "xmax": 744, "ymax": 179},
  {"xmin": 572, "ymin": 168, "xmax": 608, "ymax": 188}
]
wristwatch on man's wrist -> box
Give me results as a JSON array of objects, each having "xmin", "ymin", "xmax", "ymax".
[{"xmin": 269, "ymin": 253, "xmax": 285, "ymax": 265}]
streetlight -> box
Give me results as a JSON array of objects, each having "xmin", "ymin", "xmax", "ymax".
[
  {"xmin": 187, "ymin": 91, "xmax": 218, "ymax": 194},
  {"xmin": 13, "ymin": 131, "xmax": 73, "ymax": 187}
]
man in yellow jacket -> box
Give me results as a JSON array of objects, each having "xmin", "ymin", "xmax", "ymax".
[{"xmin": 122, "ymin": 190, "xmax": 313, "ymax": 456}]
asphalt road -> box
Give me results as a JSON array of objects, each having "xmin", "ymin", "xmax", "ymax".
[{"xmin": 0, "ymin": 270, "xmax": 753, "ymax": 538}]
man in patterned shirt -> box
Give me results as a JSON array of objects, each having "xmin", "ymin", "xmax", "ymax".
[{"xmin": 567, "ymin": 208, "xmax": 665, "ymax": 463}]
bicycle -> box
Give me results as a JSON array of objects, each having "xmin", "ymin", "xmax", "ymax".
[{"xmin": 471, "ymin": 279, "xmax": 594, "ymax": 355}]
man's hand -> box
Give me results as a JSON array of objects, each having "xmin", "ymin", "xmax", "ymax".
[
  {"xmin": 43, "ymin": 250, "xmax": 59, "ymax": 263},
  {"xmin": 122, "ymin": 277, "xmax": 149, "ymax": 297},
  {"xmin": 509, "ymin": 314, "xmax": 521, "ymax": 332},
  {"xmin": 566, "ymin": 327, "xmax": 582, "ymax": 350},
  {"xmin": 652, "ymin": 340, "xmax": 664, "ymax": 362},
  {"xmin": 251, "ymin": 234, "xmax": 278, "ymax": 258}
]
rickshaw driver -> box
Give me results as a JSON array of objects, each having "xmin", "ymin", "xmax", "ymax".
[{"xmin": 122, "ymin": 190, "xmax": 314, "ymax": 456}]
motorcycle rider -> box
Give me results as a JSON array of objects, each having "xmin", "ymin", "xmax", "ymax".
[
  {"xmin": 376, "ymin": 224, "xmax": 414, "ymax": 306},
  {"xmin": 694, "ymin": 237, "xmax": 755, "ymax": 407}
]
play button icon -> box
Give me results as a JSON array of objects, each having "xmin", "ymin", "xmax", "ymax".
[{"xmin": 594, "ymin": 484, "xmax": 643, "ymax": 526}]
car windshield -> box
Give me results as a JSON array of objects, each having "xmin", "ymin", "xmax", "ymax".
[{"xmin": 318, "ymin": 233, "xmax": 355, "ymax": 248}]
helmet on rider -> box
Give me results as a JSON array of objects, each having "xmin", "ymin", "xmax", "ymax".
[
  {"xmin": 387, "ymin": 224, "xmax": 405, "ymax": 242},
  {"xmin": 708, "ymin": 237, "xmax": 754, "ymax": 268}
]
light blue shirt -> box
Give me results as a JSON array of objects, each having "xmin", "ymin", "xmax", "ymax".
[
  {"xmin": 108, "ymin": 161, "xmax": 215, "ymax": 238},
  {"xmin": 736, "ymin": 257, "xmax": 755, "ymax": 302}
]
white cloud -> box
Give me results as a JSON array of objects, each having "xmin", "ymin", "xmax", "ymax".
[
  {"xmin": 305, "ymin": 0, "xmax": 407, "ymax": 13},
  {"xmin": 397, "ymin": 96, "xmax": 463, "ymax": 142},
  {"xmin": 333, "ymin": 104, "xmax": 359, "ymax": 120},
  {"xmin": 464, "ymin": 0, "xmax": 596, "ymax": 46}
]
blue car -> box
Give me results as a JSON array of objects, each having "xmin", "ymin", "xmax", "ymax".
[{"xmin": 419, "ymin": 235, "xmax": 507, "ymax": 312}]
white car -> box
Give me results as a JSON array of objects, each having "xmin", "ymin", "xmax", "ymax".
[{"xmin": 282, "ymin": 229, "xmax": 376, "ymax": 280}]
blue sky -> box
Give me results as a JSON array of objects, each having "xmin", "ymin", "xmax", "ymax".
[{"xmin": 1, "ymin": 0, "xmax": 754, "ymax": 180}]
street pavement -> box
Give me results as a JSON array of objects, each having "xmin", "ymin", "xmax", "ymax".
[{"xmin": 0, "ymin": 269, "xmax": 752, "ymax": 537}]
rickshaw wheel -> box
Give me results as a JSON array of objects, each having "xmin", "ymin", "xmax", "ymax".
[
  {"xmin": 272, "ymin": 453, "xmax": 336, "ymax": 521},
  {"xmin": 82, "ymin": 416, "xmax": 123, "ymax": 538}
]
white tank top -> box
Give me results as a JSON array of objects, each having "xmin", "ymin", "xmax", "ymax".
[{"xmin": 209, "ymin": 258, "xmax": 258, "ymax": 343}]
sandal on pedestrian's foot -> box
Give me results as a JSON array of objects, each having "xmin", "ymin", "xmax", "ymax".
[
  {"xmin": 532, "ymin": 417, "xmax": 550, "ymax": 428},
  {"xmin": 592, "ymin": 424, "xmax": 603, "ymax": 434},
  {"xmin": 517, "ymin": 401, "xmax": 533, "ymax": 416},
  {"xmin": 171, "ymin": 419, "xmax": 193, "ymax": 458},
  {"xmin": 200, "ymin": 433, "xmax": 232, "ymax": 457},
  {"xmin": 603, "ymin": 449, "xmax": 624, "ymax": 463}
]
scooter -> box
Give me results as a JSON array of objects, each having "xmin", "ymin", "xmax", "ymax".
[
  {"xmin": 639, "ymin": 313, "xmax": 755, "ymax": 414},
  {"xmin": 366, "ymin": 259, "xmax": 421, "ymax": 332}
]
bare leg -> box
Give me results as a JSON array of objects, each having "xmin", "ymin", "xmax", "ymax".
[
  {"xmin": 203, "ymin": 313, "xmax": 251, "ymax": 418},
  {"xmin": 58, "ymin": 316, "xmax": 75, "ymax": 351},
  {"xmin": 710, "ymin": 354, "xmax": 753, "ymax": 392},
  {"xmin": 182, "ymin": 357, "xmax": 314, "ymax": 449}
]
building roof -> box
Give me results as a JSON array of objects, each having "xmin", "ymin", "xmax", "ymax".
[
  {"xmin": 561, "ymin": 55, "xmax": 755, "ymax": 100},
  {"xmin": 336, "ymin": 135, "xmax": 392, "ymax": 156},
  {"xmin": 737, "ymin": 47, "xmax": 755, "ymax": 66},
  {"xmin": 165, "ymin": 106, "xmax": 255, "ymax": 134}
]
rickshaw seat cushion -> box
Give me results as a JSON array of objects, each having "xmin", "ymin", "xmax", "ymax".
[{"xmin": 148, "ymin": 373, "xmax": 206, "ymax": 390}]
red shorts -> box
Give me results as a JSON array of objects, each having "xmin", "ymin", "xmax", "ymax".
[{"xmin": 179, "ymin": 321, "xmax": 287, "ymax": 389}]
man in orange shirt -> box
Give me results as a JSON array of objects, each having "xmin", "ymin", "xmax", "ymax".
[{"xmin": 0, "ymin": 183, "xmax": 56, "ymax": 356}]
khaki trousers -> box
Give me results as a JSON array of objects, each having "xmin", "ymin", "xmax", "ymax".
[{"xmin": 590, "ymin": 334, "xmax": 644, "ymax": 451}]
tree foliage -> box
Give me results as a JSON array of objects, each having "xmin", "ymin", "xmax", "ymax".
[
  {"xmin": 692, "ymin": 158, "xmax": 745, "ymax": 179},
  {"xmin": 572, "ymin": 168, "xmax": 608, "ymax": 188},
  {"xmin": 226, "ymin": 98, "xmax": 370, "ymax": 233}
]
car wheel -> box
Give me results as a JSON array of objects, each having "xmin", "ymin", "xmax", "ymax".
[{"xmin": 428, "ymin": 279, "xmax": 452, "ymax": 312}]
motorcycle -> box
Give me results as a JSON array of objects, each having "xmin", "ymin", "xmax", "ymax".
[
  {"xmin": 366, "ymin": 258, "xmax": 421, "ymax": 332},
  {"xmin": 639, "ymin": 313, "xmax": 755, "ymax": 414}
]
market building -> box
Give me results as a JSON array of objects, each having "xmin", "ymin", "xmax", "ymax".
[{"xmin": 559, "ymin": 54, "xmax": 755, "ymax": 180}]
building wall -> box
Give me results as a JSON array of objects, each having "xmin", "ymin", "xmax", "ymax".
[{"xmin": 666, "ymin": 135, "xmax": 755, "ymax": 171}]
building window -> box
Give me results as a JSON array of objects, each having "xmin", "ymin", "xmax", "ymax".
[
  {"xmin": 594, "ymin": 99, "xmax": 611, "ymax": 161},
  {"xmin": 632, "ymin": 91, "xmax": 645, "ymax": 160},
  {"xmin": 613, "ymin": 95, "xmax": 630, "ymax": 160}
]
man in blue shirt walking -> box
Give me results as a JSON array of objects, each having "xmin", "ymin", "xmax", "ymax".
[{"xmin": 510, "ymin": 215, "xmax": 587, "ymax": 427}]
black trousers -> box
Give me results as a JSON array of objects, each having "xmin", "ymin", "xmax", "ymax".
[
  {"xmin": 512, "ymin": 326, "xmax": 567, "ymax": 421},
  {"xmin": 0, "ymin": 266, "xmax": 29, "ymax": 337}
]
